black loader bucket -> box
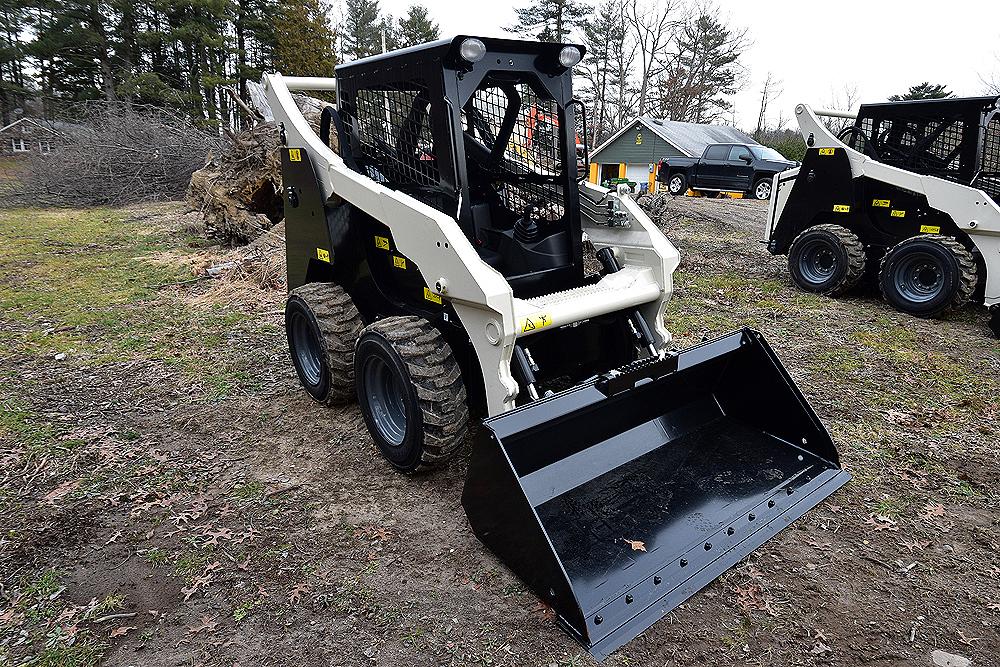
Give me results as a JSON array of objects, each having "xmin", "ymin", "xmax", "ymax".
[{"xmin": 462, "ymin": 329, "xmax": 850, "ymax": 660}]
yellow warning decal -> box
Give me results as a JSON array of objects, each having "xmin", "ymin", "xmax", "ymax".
[
  {"xmin": 891, "ymin": 210, "xmax": 906, "ymax": 218},
  {"xmin": 316, "ymin": 248, "xmax": 331, "ymax": 263},
  {"xmin": 423, "ymin": 287, "xmax": 442, "ymax": 304},
  {"xmin": 392, "ymin": 256, "xmax": 407, "ymax": 269},
  {"xmin": 920, "ymin": 224, "xmax": 941, "ymax": 234},
  {"xmin": 289, "ymin": 148, "xmax": 302, "ymax": 162},
  {"xmin": 873, "ymin": 199, "xmax": 891, "ymax": 208},
  {"xmin": 833, "ymin": 204, "xmax": 851, "ymax": 213},
  {"xmin": 818, "ymin": 148, "xmax": 836, "ymax": 156},
  {"xmin": 374, "ymin": 236, "xmax": 390, "ymax": 251},
  {"xmin": 520, "ymin": 312, "xmax": 554, "ymax": 334}
]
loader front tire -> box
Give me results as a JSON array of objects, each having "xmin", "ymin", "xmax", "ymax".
[
  {"xmin": 355, "ymin": 316, "xmax": 470, "ymax": 473},
  {"xmin": 787, "ymin": 224, "xmax": 866, "ymax": 296},
  {"xmin": 879, "ymin": 235, "xmax": 978, "ymax": 318},
  {"xmin": 285, "ymin": 283, "xmax": 364, "ymax": 406}
]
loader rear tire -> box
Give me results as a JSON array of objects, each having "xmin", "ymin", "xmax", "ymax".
[
  {"xmin": 787, "ymin": 224, "xmax": 866, "ymax": 296},
  {"xmin": 879, "ymin": 235, "xmax": 978, "ymax": 318},
  {"xmin": 285, "ymin": 282, "xmax": 364, "ymax": 406},
  {"xmin": 355, "ymin": 316, "xmax": 470, "ymax": 473}
]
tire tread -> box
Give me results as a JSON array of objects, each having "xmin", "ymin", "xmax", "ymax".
[
  {"xmin": 289, "ymin": 282, "xmax": 364, "ymax": 405},
  {"xmin": 361, "ymin": 316, "xmax": 469, "ymax": 470}
]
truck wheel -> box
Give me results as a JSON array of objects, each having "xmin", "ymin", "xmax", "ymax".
[
  {"xmin": 787, "ymin": 224, "xmax": 866, "ymax": 296},
  {"xmin": 752, "ymin": 177, "xmax": 772, "ymax": 200},
  {"xmin": 285, "ymin": 283, "xmax": 363, "ymax": 406},
  {"xmin": 667, "ymin": 173, "xmax": 687, "ymax": 196},
  {"xmin": 879, "ymin": 235, "xmax": 978, "ymax": 318},
  {"xmin": 355, "ymin": 316, "xmax": 470, "ymax": 472}
]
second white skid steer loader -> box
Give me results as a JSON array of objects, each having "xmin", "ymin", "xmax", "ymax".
[
  {"xmin": 766, "ymin": 99, "xmax": 1000, "ymax": 336},
  {"xmin": 263, "ymin": 36, "xmax": 850, "ymax": 659}
]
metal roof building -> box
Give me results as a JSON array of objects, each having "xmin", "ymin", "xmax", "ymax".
[{"xmin": 588, "ymin": 116, "xmax": 758, "ymax": 192}]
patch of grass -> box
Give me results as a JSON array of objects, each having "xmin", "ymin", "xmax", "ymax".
[
  {"xmin": 173, "ymin": 551, "xmax": 210, "ymax": 579},
  {"xmin": 0, "ymin": 208, "xmax": 265, "ymax": 396},
  {"xmin": 143, "ymin": 547, "xmax": 169, "ymax": 567},
  {"xmin": 232, "ymin": 480, "xmax": 266, "ymax": 502},
  {"xmin": 29, "ymin": 640, "xmax": 105, "ymax": 667}
]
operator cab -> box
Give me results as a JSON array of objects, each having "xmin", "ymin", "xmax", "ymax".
[
  {"xmin": 334, "ymin": 36, "xmax": 588, "ymax": 297},
  {"xmin": 842, "ymin": 96, "xmax": 1000, "ymax": 203}
]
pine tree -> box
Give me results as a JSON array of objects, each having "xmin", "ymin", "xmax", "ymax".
[
  {"xmin": 578, "ymin": 1, "xmax": 631, "ymax": 145},
  {"xmin": 509, "ymin": 0, "xmax": 589, "ymax": 42},
  {"xmin": 273, "ymin": 0, "xmax": 337, "ymax": 77},
  {"xmin": 341, "ymin": 0, "xmax": 383, "ymax": 60},
  {"xmin": 395, "ymin": 4, "xmax": 438, "ymax": 48},
  {"xmin": 0, "ymin": 0, "xmax": 32, "ymax": 123},
  {"xmin": 889, "ymin": 82, "xmax": 954, "ymax": 101}
]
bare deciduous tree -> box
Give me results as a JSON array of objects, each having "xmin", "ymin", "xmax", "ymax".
[
  {"xmin": 626, "ymin": 0, "xmax": 679, "ymax": 116},
  {"xmin": 655, "ymin": 3, "xmax": 749, "ymax": 124},
  {"xmin": 824, "ymin": 84, "xmax": 860, "ymax": 135},
  {"xmin": 755, "ymin": 72, "xmax": 782, "ymax": 139}
]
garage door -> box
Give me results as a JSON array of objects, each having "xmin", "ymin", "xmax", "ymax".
[{"xmin": 625, "ymin": 164, "xmax": 650, "ymax": 192}]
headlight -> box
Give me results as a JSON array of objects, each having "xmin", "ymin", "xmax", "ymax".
[
  {"xmin": 459, "ymin": 38, "xmax": 486, "ymax": 64},
  {"xmin": 558, "ymin": 46, "xmax": 582, "ymax": 68}
]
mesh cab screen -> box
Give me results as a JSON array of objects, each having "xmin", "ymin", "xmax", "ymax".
[
  {"xmin": 465, "ymin": 81, "xmax": 566, "ymax": 222},
  {"xmin": 866, "ymin": 114, "xmax": 968, "ymax": 181},
  {"xmin": 351, "ymin": 82, "xmax": 439, "ymax": 188},
  {"xmin": 977, "ymin": 116, "xmax": 1000, "ymax": 201}
]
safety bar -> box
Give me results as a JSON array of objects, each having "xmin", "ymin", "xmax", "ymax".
[
  {"xmin": 812, "ymin": 108, "xmax": 858, "ymax": 120},
  {"xmin": 282, "ymin": 76, "xmax": 337, "ymax": 92}
]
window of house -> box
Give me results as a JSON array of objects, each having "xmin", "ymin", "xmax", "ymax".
[
  {"xmin": 11, "ymin": 138, "xmax": 28, "ymax": 152},
  {"xmin": 38, "ymin": 140, "xmax": 52, "ymax": 153}
]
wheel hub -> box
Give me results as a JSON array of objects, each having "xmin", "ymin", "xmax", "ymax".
[
  {"xmin": 362, "ymin": 355, "xmax": 407, "ymax": 447},
  {"xmin": 756, "ymin": 181, "xmax": 771, "ymax": 199},
  {"xmin": 670, "ymin": 176, "xmax": 683, "ymax": 193},
  {"xmin": 290, "ymin": 311, "xmax": 322, "ymax": 387},
  {"xmin": 894, "ymin": 253, "xmax": 944, "ymax": 303},
  {"xmin": 798, "ymin": 239, "xmax": 838, "ymax": 284}
]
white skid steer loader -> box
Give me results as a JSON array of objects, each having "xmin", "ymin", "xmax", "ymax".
[
  {"xmin": 766, "ymin": 100, "xmax": 1000, "ymax": 337},
  {"xmin": 263, "ymin": 36, "xmax": 849, "ymax": 659}
]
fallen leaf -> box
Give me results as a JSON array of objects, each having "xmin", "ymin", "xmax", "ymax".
[
  {"xmin": 43, "ymin": 480, "xmax": 81, "ymax": 504},
  {"xmin": 109, "ymin": 626, "xmax": 136, "ymax": 638},
  {"xmin": 531, "ymin": 601, "xmax": 556, "ymax": 621},
  {"xmin": 287, "ymin": 583, "xmax": 309, "ymax": 605},
  {"xmin": 810, "ymin": 642, "xmax": 832, "ymax": 655},
  {"xmin": 187, "ymin": 615, "xmax": 218, "ymax": 634},
  {"xmin": 958, "ymin": 629, "xmax": 980, "ymax": 645},
  {"xmin": 622, "ymin": 538, "xmax": 646, "ymax": 552},
  {"xmin": 922, "ymin": 503, "xmax": 946, "ymax": 520}
]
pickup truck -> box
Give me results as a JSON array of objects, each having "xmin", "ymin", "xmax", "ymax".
[{"xmin": 657, "ymin": 143, "xmax": 797, "ymax": 200}]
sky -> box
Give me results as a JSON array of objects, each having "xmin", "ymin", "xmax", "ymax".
[{"xmin": 375, "ymin": 0, "xmax": 1000, "ymax": 131}]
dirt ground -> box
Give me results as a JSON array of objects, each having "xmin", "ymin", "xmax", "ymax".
[{"xmin": 1, "ymin": 197, "xmax": 998, "ymax": 667}]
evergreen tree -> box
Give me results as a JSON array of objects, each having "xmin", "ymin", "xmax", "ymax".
[
  {"xmin": 889, "ymin": 82, "xmax": 954, "ymax": 101},
  {"xmin": 509, "ymin": 0, "xmax": 589, "ymax": 42},
  {"xmin": 341, "ymin": 0, "xmax": 383, "ymax": 60},
  {"xmin": 0, "ymin": 0, "xmax": 32, "ymax": 123},
  {"xmin": 578, "ymin": 1, "xmax": 632, "ymax": 145},
  {"xmin": 273, "ymin": 0, "xmax": 337, "ymax": 77},
  {"xmin": 395, "ymin": 4, "xmax": 438, "ymax": 48}
]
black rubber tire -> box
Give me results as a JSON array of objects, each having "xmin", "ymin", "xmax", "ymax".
[
  {"xmin": 751, "ymin": 177, "xmax": 772, "ymax": 200},
  {"xmin": 989, "ymin": 307, "xmax": 1000, "ymax": 338},
  {"xmin": 787, "ymin": 224, "xmax": 867, "ymax": 296},
  {"xmin": 285, "ymin": 283, "xmax": 364, "ymax": 405},
  {"xmin": 879, "ymin": 235, "xmax": 978, "ymax": 318},
  {"xmin": 667, "ymin": 173, "xmax": 687, "ymax": 196},
  {"xmin": 354, "ymin": 316, "xmax": 469, "ymax": 472}
]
